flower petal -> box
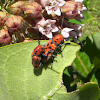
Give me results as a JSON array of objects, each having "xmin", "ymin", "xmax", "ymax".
[
  {"xmin": 49, "ymin": 20, "xmax": 56, "ymax": 24},
  {"xmin": 52, "ymin": 26, "xmax": 58, "ymax": 32},
  {"xmin": 82, "ymin": 6, "xmax": 87, "ymax": 11},
  {"xmin": 77, "ymin": 30, "xmax": 82, "ymax": 36},
  {"xmin": 45, "ymin": 6, "xmax": 52, "ymax": 15},
  {"xmin": 38, "ymin": 27, "xmax": 45, "ymax": 34},
  {"xmin": 75, "ymin": 0, "xmax": 84, "ymax": 2},
  {"xmin": 62, "ymin": 28, "xmax": 74, "ymax": 33},
  {"xmin": 53, "ymin": 7, "xmax": 61, "ymax": 16},
  {"xmin": 57, "ymin": 0, "xmax": 65, "ymax": 6},
  {"xmin": 45, "ymin": 32, "xmax": 53, "ymax": 38},
  {"xmin": 73, "ymin": 24, "xmax": 84, "ymax": 31},
  {"xmin": 37, "ymin": 18, "xmax": 47, "ymax": 27},
  {"xmin": 61, "ymin": 31, "xmax": 69, "ymax": 38}
]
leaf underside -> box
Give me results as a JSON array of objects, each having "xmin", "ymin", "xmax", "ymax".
[{"xmin": 0, "ymin": 40, "xmax": 80, "ymax": 100}]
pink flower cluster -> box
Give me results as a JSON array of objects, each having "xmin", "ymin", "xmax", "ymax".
[
  {"xmin": 27, "ymin": 0, "xmax": 86, "ymax": 40},
  {"xmin": 9, "ymin": 0, "xmax": 87, "ymax": 41}
]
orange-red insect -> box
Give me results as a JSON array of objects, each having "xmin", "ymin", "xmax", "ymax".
[{"xmin": 32, "ymin": 45, "xmax": 44, "ymax": 69}]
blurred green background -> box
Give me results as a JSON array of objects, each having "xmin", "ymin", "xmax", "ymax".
[{"xmin": 83, "ymin": 0, "xmax": 100, "ymax": 39}]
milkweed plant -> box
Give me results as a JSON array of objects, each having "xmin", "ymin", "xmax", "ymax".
[{"xmin": 0, "ymin": 0, "xmax": 100, "ymax": 100}]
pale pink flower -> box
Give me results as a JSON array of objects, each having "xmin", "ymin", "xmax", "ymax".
[
  {"xmin": 75, "ymin": 0, "xmax": 87, "ymax": 16},
  {"xmin": 73, "ymin": 24, "xmax": 84, "ymax": 31},
  {"xmin": 77, "ymin": 30, "xmax": 82, "ymax": 37},
  {"xmin": 40, "ymin": 0, "xmax": 50, "ymax": 7},
  {"xmin": 37, "ymin": 19, "xmax": 58, "ymax": 38},
  {"xmin": 61, "ymin": 28, "xmax": 74, "ymax": 38},
  {"xmin": 72, "ymin": 24, "xmax": 84, "ymax": 37},
  {"xmin": 74, "ymin": 0, "xmax": 84, "ymax": 2},
  {"xmin": 69, "ymin": 31, "xmax": 77, "ymax": 39},
  {"xmin": 77, "ymin": 5, "xmax": 87, "ymax": 16},
  {"xmin": 61, "ymin": 27, "xmax": 82, "ymax": 39},
  {"xmin": 45, "ymin": 0, "xmax": 65, "ymax": 16}
]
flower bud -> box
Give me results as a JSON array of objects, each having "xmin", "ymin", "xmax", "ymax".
[
  {"xmin": 62, "ymin": 1, "xmax": 77, "ymax": 12},
  {"xmin": 61, "ymin": 1, "xmax": 78, "ymax": 19},
  {"xmin": 0, "ymin": 29, "xmax": 11, "ymax": 44},
  {"xmin": 5, "ymin": 15, "xmax": 23, "ymax": 33},
  {"xmin": 10, "ymin": 1, "xmax": 25, "ymax": 14},
  {"xmin": 0, "ymin": 11, "xmax": 8, "ymax": 27},
  {"xmin": 25, "ymin": 2, "xmax": 42, "ymax": 18}
]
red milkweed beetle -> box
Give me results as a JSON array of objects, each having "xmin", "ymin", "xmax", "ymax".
[
  {"xmin": 42, "ymin": 40, "xmax": 57, "ymax": 63},
  {"xmin": 30, "ymin": 26, "xmax": 45, "ymax": 69},
  {"xmin": 32, "ymin": 55, "xmax": 42, "ymax": 69},
  {"xmin": 53, "ymin": 34, "xmax": 64, "ymax": 46},
  {"xmin": 31, "ymin": 27, "xmax": 45, "ymax": 69},
  {"xmin": 32, "ymin": 45, "xmax": 44, "ymax": 69},
  {"xmin": 53, "ymin": 34, "xmax": 65, "ymax": 56},
  {"xmin": 41, "ymin": 34, "xmax": 65, "ymax": 67},
  {"xmin": 34, "ymin": 45, "xmax": 44, "ymax": 56}
]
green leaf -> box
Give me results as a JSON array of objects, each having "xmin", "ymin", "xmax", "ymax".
[
  {"xmin": 93, "ymin": 57, "xmax": 100, "ymax": 67},
  {"xmin": 91, "ymin": 74, "xmax": 98, "ymax": 84},
  {"xmin": 84, "ymin": 57, "xmax": 99, "ymax": 82},
  {"xmin": 81, "ymin": 11, "xmax": 94, "ymax": 24},
  {"xmin": 68, "ymin": 10, "xmax": 93, "ymax": 25},
  {"xmin": 82, "ymin": 31, "xmax": 100, "ymax": 61},
  {"xmin": 83, "ymin": 0, "xmax": 87, "ymax": 8},
  {"xmin": 92, "ymin": 31, "xmax": 100, "ymax": 50},
  {"xmin": 88, "ymin": 57, "xmax": 100, "ymax": 84},
  {"xmin": 73, "ymin": 52, "xmax": 92, "ymax": 79},
  {"xmin": 63, "ymin": 67, "xmax": 70, "ymax": 77},
  {"xmin": 86, "ymin": 12, "xmax": 94, "ymax": 21},
  {"xmin": 95, "ymin": 68, "xmax": 100, "ymax": 87},
  {"xmin": 0, "ymin": 41, "xmax": 80, "ymax": 100},
  {"xmin": 72, "ymin": 32, "xmax": 100, "ymax": 82},
  {"xmin": 68, "ymin": 19, "xmax": 82, "ymax": 25},
  {"xmin": 51, "ymin": 82, "xmax": 100, "ymax": 100}
]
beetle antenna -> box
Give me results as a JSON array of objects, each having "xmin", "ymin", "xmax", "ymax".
[{"xmin": 36, "ymin": 28, "xmax": 40, "ymax": 45}]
